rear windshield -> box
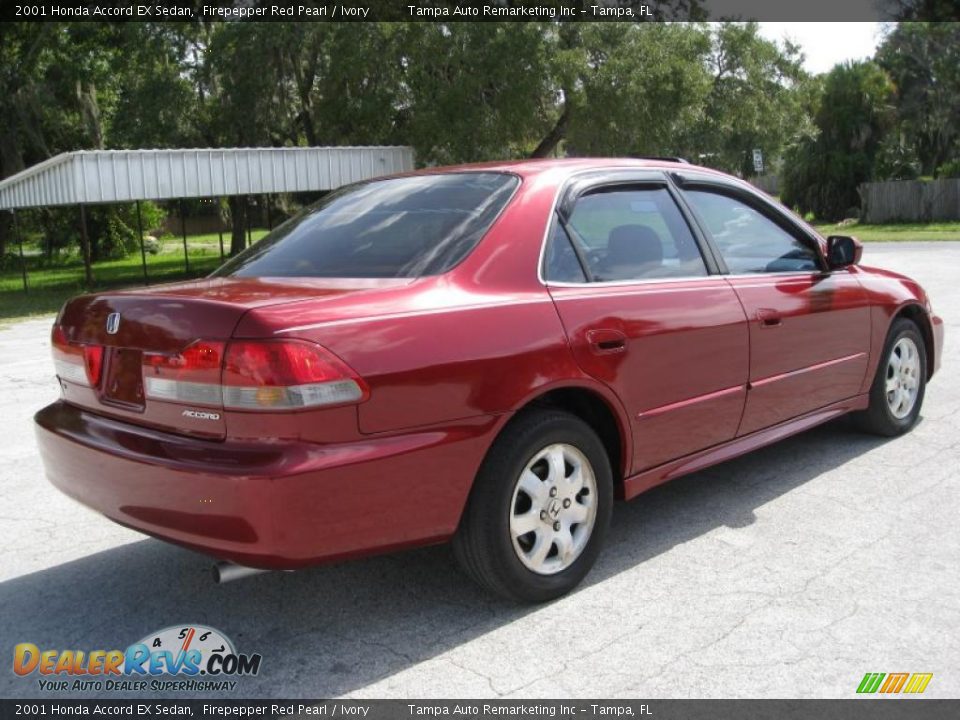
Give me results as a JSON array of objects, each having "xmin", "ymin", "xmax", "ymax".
[{"xmin": 214, "ymin": 172, "xmax": 518, "ymax": 279}]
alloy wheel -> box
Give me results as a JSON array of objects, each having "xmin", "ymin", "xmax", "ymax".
[
  {"xmin": 885, "ymin": 337, "xmax": 921, "ymax": 419},
  {"xmin": 509, "ymin": 443, "xmax": 598, "ymax": 575}
]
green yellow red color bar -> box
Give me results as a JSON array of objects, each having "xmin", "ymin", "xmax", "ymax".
[{"xmin": 857, "ymin": 673, "xmax": 933, "ymax": 694}]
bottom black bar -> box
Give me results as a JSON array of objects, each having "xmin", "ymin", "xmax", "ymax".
[{"xmin": 2, "ymin": 700, "xmax": 959, "ymax": 720}]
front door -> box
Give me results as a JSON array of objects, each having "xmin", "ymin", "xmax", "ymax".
[
  {"xmin": 543, "ymin": 177, "xmax": 750, "ymax": 474},
  {"xmin": 678, "ymin": 183, "xmax": 871, "ymax": 435}
]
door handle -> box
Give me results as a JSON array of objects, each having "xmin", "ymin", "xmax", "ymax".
[
  {"xmin": 586, "ymin": 329, "xmax": 627, "ymax": 354},
  {"xmin": 756, "ymin": 308, "xmax": 782, "ymax": 328}
]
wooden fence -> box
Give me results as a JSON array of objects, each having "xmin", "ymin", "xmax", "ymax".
[{"xmin": 859, "ymin": 179, "xmax": 960, "ymax": 223}]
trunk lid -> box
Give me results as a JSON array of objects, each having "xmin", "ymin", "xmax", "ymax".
[{"xmin": 54, "ymin": 277, "xmax": 412, "ymax": 439}]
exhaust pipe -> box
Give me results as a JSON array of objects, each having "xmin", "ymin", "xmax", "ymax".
[{"xmin": 212, "ymin": 561, "xmax": 269, "ymax": 584}]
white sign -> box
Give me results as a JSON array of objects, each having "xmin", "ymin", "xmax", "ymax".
[{"xmin": 752, "ymin": 148, "xmax": 764, "ymax": 174}]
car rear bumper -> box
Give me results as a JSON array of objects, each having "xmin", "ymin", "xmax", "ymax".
[{"xmin": 35, "ymin": 401, "xmax": 496, "ymax": 569}]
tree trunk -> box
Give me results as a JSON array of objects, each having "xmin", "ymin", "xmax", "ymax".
[
  {"xmin": 530, "ymin": 98, "xmax": 571, "ymax": 159},
  {"xmin": 298, "ymin": 111, "xmax": 318, "ymax": 146},
  {"xmin": 291, "ymin": 43, "xmax": 320, "ymax": 146},
  {"xmin": 531, "ymin": 24, "xmax": 581, "ymax": 159},
  {"xmin": 76, "ymin": 80, "xmax": 104, "ymax": 150},
  {"xmin": 0, "ymin": 131, "xmax": 26, "ymax": 259},
  {"xmin": 228, "ymin": 196, "xmax": 247, "ymax": 256},
  {"xmin": 0, "ymin": 212, "xmax": 10, "ymax": 260}
]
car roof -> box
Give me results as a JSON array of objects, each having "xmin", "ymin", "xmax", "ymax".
[
  {"xmin": 403, "ymin": 157, "xmax": 827, "ymax": 248},
  {"xmin": 408, "ymin": 157, "xmax": 731, "ymax": 180}
]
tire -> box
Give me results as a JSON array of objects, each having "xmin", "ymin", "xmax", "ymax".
[
  {"xmin": 453, "ymin": 409, "xmax": 613, "ymax": 603},
  {"xmin": 854, "ymin": 318, "xmax": 927, "ymax": 437}
]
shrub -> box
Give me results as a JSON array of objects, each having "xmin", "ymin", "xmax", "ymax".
[
  {"xmin": 936, "ymin": 159, "xmax": 960, "ymax": 179},
  {"xmin": 0, "ymin": 252, "xmax": 22, "ymax": 271}
]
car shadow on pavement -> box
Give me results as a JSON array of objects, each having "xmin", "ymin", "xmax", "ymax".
[{"xmin": 0, "ymin": 420, "xmax": 890, "ymax": 699}]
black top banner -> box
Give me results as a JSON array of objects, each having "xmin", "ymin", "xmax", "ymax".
[{"xmin": 3, "ymin": 0, "xmax": 960, "ymax": 22}]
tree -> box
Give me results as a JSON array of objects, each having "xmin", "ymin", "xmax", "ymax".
[
  {"xmin": 196, "ymin": 23, "xmax": 406, "ymax": 253},
  {"xmin": 689, "ymin": 22, "xmax": 808, "ymax": 175},
  {"xmin": 781, "ymin": 61, "xmax": 895, "ymax": 221},
  {"xmin": 0, "ymin": 24, "xmax": 126, "ymax": 274},
  {"xmin": 877, "ymin": 22, "xmax": 960, "ymax": 176},
  {"xmin": 197, "ymin": 23, "xmax": 288, "ymax": 254},
  {"xmin": 562, "ymin": 23, "xmax": 712, "ymax": 158},
  {"xmin": 108, "ymin": 24, "xmax": 200, "ymax": 149},
  {"xmin": 1, "ymin": 19, "xmax": 819, "ymax": 264},
  {"xmin": 879, "ymin": 0, "xmax": 960, "ymax": 21},
  {"xmin": 525, "ymin": 22, "xmax": 808, "ymax": 170},
  {"xmin": 400, "ymin": 23, "xmax": 555, "ymax": 163}
]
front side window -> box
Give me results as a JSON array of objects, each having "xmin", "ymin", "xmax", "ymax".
[
  {"xmin": 215, "ymin": 172, "xmax": 518, "ymax": 279},
  {"xmin": 682, "ymin": 189, "xmax": 820, "ymax": 274},
  {"xmin": 544, "ymin": 186, "xmax": 707, "ymax": 283}
]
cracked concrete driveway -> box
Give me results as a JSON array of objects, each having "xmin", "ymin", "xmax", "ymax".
[{"xmin": 0, "ymin": 242, "xmax": 957, "ymax": 699}]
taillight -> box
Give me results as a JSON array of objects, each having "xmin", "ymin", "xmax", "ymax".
[
  {"xmin": 51, "ymin": 326, "xmax": 103, "ymax": 387},
  {"xmin": 222, "ymin": 340, "xmax": 368, "ymax": 410},
  {"xmin": 83, "ymin": 346, "xmax": 104, "ymax": 387},
  {"xmin": 143, "ymin": 341, "xmax": 226, "ymax": 407},
  {"xmin": 141, "ymin": 338, "xmax": 368, "ymax": 411}
]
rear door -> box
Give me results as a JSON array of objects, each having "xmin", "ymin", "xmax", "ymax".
[
  {"xmin": 676, "ymin": 174, "xmax": 871, "ymax": 435},
  {"xmin": 543, "ymin": 172, "xmax": 749, "ymax": 474}
]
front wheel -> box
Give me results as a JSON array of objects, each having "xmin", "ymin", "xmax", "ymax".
[
  {"xmin": 453, "ymin": 409, "xmax": 613, "ymax": 603},
  {"xmin": 855, "ymin": 318, "xmax": 927, "ymax": 436}
]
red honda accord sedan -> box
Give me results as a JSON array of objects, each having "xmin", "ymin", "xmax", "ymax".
[{"xmin": 36, "ymin": 158, "xmax": 943, "ymax": 601}]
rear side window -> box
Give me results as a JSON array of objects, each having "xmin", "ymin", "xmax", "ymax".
[
  {"xmin": 215, "ymin": 173, "xmax": 518, "ymax": 279},
  {"xmin": 682, "ymin": 189, "xmax": 820, "ymax": 274},
  {"xmin": 545, "ymin": 186, "xmax": 707, "ymax": 283}
]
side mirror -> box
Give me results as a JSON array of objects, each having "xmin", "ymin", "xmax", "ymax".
[{"xmin": 827, "ymin": 235, "xmax": 863, "ymax": 269}]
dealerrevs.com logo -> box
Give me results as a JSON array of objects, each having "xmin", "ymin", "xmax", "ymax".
[{"xmin": 13, "ymin": 625, "xmax": 262, "ymax": 693}]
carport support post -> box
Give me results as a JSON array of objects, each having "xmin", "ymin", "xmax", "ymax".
[
  {"xmin": 135, "ymin": 200, "xmax": 148, "ymax": 284},
  {"xmin": 245, "ymin": 200, "xmax": 252, "ymax": 248},
  {"xmin": 12, "ymin": 209, "xmax": 27, "ymax": 294},
  {"xmin": 217, "ymin": 197, "xmax": 225, "ymax": 261},
  {"xmin": 78, "ymin": 204, "xmax": 94, "ymax": 287},
  {"xmin": 266, "ymin": 194, "xmax": 273, "ymax": 230},
  {"xmin": 179, "ymin": 199, "xmax": 190, "ymax": 273}
]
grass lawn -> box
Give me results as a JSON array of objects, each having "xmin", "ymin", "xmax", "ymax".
[
  {"xmin": 0, "ymin": 230, "xmax": 269, "ymax": 324},
  {"xmin": 812, "ymin": 220, "xmax": 960, "ymax": 242}
]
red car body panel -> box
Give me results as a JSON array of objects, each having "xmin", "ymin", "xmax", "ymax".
[{"xmin": 35, "ymin": 158, "xmax": 943, "ymax": 570}]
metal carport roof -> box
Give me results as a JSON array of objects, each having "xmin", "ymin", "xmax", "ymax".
[{"xmin": 0, "ymin": 146, "xmax": 415, "ymax": 210}]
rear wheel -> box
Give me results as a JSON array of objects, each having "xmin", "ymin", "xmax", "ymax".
[
  {"xmin": 453, "ymin": 409, "xmax": 613, "ymax": 603},
  {"xmin": 855, "ymin": 318, "xmax": 927, "ymax": 436}
]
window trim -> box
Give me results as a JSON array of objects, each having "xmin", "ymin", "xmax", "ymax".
[
  {"xmin": 551, "ymin": 212, "xmax": 595, "ymax": 283},
  {"xmin": 671, "ymin": 171, "xmax": 829, "ymax": 275},
  {"xmin": 539, "ymin": 171, "xmax": 719, "ymax": 287}
]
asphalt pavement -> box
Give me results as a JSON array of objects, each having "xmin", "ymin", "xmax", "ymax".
[{"xmin": 0, "ymin": 242, "xmax": 957, "ymax": 699}]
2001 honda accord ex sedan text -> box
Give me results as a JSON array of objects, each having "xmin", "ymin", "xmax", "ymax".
[{"xmin": 35, "ymin": 158, "xmax": 944, "ymax": 601}]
